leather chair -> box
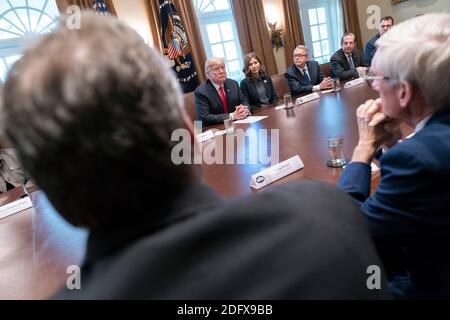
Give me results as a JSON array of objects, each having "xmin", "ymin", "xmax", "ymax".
[
  {"xmin": 271, "ymin": 73, "xmax": 290, "ymax": 99},
  {"xmin": 320, "ymin": 62, "xmax": 331, "ymax": 78}
]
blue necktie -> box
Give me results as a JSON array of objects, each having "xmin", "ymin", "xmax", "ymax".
[{"xmin": 303, "ymin": 68, "xmax": 311, "ymax": 83}]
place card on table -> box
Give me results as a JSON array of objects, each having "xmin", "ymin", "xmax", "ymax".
[
  {"xmin": 344, "ymin": 78, "xmax": 365, "ymax": 88},
  {"xmin": 234, "ymin": 116, "xmax": 268, "ymax": 124},
  {"xmin": 250, "ymin": 155, "xmax": 304, "ymax": 190},
  {"xmin": 196, "ymin": 130, "xmax": 215, "ymax": 142},
  {"xmin": 0, "ymin": 196, "xmax": 33, "ymax": 220},
  {"xmin": 295, "ymin": 92, "xmax": 320, "ymax": 105}
]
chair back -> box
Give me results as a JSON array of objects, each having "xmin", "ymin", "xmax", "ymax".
[
  {"xmin": 271, "ymin": 73, "xmax": 290, "ymax": 98},
  {"xmin": 320, "ymin": 62, "xmax": 331, "ymax": 78}
]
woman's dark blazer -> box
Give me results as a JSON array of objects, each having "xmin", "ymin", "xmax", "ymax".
[{"xmin": 240, "ymin": 74, "xmax": 279, "ymax": 110}]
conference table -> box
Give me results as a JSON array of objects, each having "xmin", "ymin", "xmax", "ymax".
[{"xmin": 0, "ymin": 80, "xmax": 410, "ymax": 299}]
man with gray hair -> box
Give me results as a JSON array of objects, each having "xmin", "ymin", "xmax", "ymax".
[
  {"xmin": 338, "ymin": 13, "xmax": 450, "ymax": 298},
  {"xmin": 195, "ymin": 57, "xmax": 249, "ymax": 126},
  {"xmin": 284, "ymin": 45, "xmax": 332, "ymax": 95},
  {"xmin": 1, "ymin": 13, "xmax": 389, "ymax": 299}
]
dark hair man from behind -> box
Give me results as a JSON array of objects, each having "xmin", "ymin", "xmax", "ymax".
[{"xmin": 1, "ymin": 13, "xmax": 389, "ymax": 299}]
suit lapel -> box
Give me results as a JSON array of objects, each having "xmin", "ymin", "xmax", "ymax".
[
  {"xmin": 306, "ymin": 61, "xmax": 315, "ymax": 84},
  {"xmin": 340, "ymin": 49, "xmax": 350, "ymax": 69},
  {"xmin": 223, "ymin": 81, "xmax": 234, "ymax": 112}
]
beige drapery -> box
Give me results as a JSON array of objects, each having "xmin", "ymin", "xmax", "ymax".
[
  {"xmin": 231, "ymin": 0, "xmax": 278, "ymax": 76},
  {"xmin": 341, "ymin": 0, "xmax": 363, "ymax": 52},
  {"xmin": 282, "ymin": 0, "xmax": 305, "ymax": 67}
]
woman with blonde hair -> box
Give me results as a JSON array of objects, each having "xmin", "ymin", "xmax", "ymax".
[{"xmin": 240, "ymin": 52, "xmax": 278, "ymax": 109}]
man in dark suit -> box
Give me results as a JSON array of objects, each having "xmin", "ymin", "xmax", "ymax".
[
  {"xmin": 2, "ymin": 13, "xmax": 390, "ymax": 299},
  {"xmin": 364, "ymin": 16, "xmax": 394, "ymax": 66},
  {"xmin": 195, "ymin": 58, "xmax": 249, "ymax": 126},
  {"xmin": 330, "ymin": 33, "xmax": 367, "ymax": 80},
  {"xmin": 337, "ymin": 13, "xmax": 450, "ymax": 298},
  {"xmin": 284, "ymin": 45, "xmax": 332, "ymax": 96}
]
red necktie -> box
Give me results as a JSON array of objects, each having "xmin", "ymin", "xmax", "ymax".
[{"xmin": 219, "ymin": 86, "xmax": 228, "ymax": 113}]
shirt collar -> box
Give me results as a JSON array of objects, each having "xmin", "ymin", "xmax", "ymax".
[
  {"xmin": 211, "ymin": 81, "xmax": 224, "ymax": 92},
  {"xmin": 296, "ymin": 64, "xmax": 308, "ymax": 74},
  {"xmin": 415, "ymin": 115, "xmax": 433, "ymax": 133}
]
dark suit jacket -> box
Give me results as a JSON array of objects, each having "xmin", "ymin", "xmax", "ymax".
[
  {"xmin": 364, "ymin": 33, "xmax": 380, "ymax": 66},
  {"xmin": 53, "ymin": 181, "xmax": 390, "ymax": 299},
  {"xmin": 284, "ymin": 61, "xmax": 324, "ymax": 96},
  {"xmin": 338, "ymin": 110, "xmax": 450, "ymax": 298},
  {"xmin": 195, "ymin": 78, "xmax": 246, "ymax": 126},
  {"xmin": 330, "ymin": 48, "xmax": 366, "ymax": 80},
  {"xmin": 240, "ymin": 74, "xmax": 278, "ymax": 109}
]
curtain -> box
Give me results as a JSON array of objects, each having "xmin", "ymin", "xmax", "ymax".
[
  {"xmin": 147, "ymin": 0, "xmax": 163, "ymax": 53},
  {"xmin": 56, "ymin": 0, "xmax": 117, "ymax": 15},
  {"xmin": 282, "ymin": 0, "xmax": 305, "ymax": 67},
  {"xmin": 341, "ymin": 0, "xmax": 363, "ymax": 52},
  {"xmin": 231, "ymin": 0, "xmax": 278, "ymax": 76}
]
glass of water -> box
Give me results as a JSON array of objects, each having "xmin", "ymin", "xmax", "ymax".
[
  {"xmin": 332, "ymin": 78, "xmax": 341, "ymax": 92},
  {"xmin": 283, "ymin": 94, "xmax": 293, "ymax": 109},
  {"xmin": 224, "ymin": 118, "xmax": 235, "ymax": 135},
  {"xmin": 326, "ymin": 135, "xmax": 347, "ymax": 167}
]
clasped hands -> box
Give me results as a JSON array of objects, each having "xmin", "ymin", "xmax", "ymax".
[
  {"xmin": 232, "ymin": 104, "xmax": 251, "ymax": 120},
  {"xmin": 351, "ymin": 98, "xmax": 403, "ymax": 163},
  {"xmin": 319, "ymin": 77, "xmax": 333, "ymax": 90}
]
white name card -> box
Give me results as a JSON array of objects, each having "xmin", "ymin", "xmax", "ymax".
[
  {"xmin": 0, "ymin": 196, "xmax": 33, "ymax": 220},
  {"xmin": 250, "ymin": 155, "xmax": 304, "ymax": 190},
  {"xmin": 196, "ymin": 130, "xmax": 215, "ymax": 143},
  {"xmin": 344, "ymin": 78, "xmax": 365, "ymax": 88},
  {"xmin": 295, "ymin": 92, "xmax": 320, "ymax": 105}
]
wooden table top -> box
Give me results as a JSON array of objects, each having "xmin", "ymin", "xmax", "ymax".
[
  {"xmin": 1, "ymin": 81, "xmax": 411, "ymax": 299},
  {"xmin": 201, "ymin": 82, "xmax": 382, "ymax": 197}
]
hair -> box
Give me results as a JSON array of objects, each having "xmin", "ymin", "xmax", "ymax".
[
  {"xmin": 341, "ymin": 33, "xmax": 356, "ymax": 45},
  {"xmin": 205, "ymin": 57, "xmax": 225, "ymax": 79},
  {"xmin": 380, "ymin": 16, "xmax": 394, "ymax": 24},
  {"xmin": 294, "ymin": 45, "xmax": 309, "ymax": 56},
  {"xmin": 242, "ymin": 52, "xmax": 265, "ymax": 78},
  {"xmin": 1, "ymin": 13, "xmax": 197, "ymax": 229},
  {"xmin": 373, "ymin": 13, "xmax": 450, "ymax": 112}
]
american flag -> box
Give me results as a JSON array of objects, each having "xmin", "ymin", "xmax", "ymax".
[
  {"xmin": 167, "ymin": 37, "xmax": 182, "ymax": 60},
  {"xmin": 92, "ymin": 0, "xmax": 110, "ymax": 15}
]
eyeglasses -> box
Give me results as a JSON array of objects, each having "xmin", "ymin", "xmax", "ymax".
[
  {"xmin": 293, "ymin": 54, "xmax": 308, "ymax": 58},
  {"xmin": 365, "ymin": 74, "xmax": 391, "ymax": 88}
]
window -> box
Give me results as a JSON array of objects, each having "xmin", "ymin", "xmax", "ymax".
[
  {"xmin": 194, "ymin": 0, "xmax": 244, "ymax": 81},
  {"xmin": 0, "ymin": 0, "xmax": 59, "ymax": 84},
  {"xmin": 298, "ymin": 0, "xmax": 343, "ymax": 64}
]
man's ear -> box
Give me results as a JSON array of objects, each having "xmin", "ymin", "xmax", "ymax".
[{"xmin": 396, "ymin": 81, "xmax": 413, "ymax": 109}]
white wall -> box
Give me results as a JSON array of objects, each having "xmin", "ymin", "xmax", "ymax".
[
  {"xmin": 357, "ymin": 0, "xmax": 393, "ymax": 44},
  {"xmin": 391, "ymin": 0, "xmax": 450, "ymax": 22},
  {"xmin": 112, "ymin": 0, "xmax": 153, "ymax": 45},
  {"xmin": 262, "ymin": 0, "xmax": 286, "ymax": 73},
  {"xmin": 357, "ymin": 0, "xmax": 450, "ymax": 44}
]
